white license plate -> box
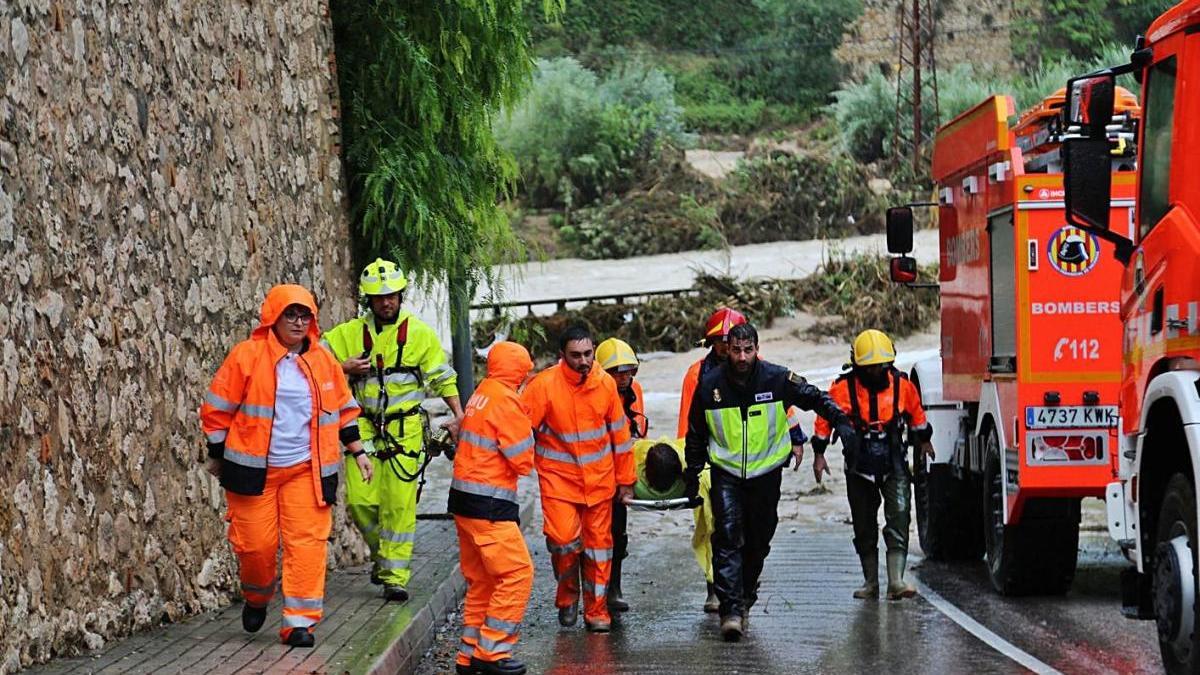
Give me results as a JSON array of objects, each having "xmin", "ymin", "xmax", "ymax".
[{"xmin": 1025, "ymin": 405, "xmax": 1118, "ymax": 429}]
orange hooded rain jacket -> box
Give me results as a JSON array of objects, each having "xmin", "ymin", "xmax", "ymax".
[
  {"xmin": 448, "ymin": 342, "xmax": 536, "ymax": 522},
  {"xmin": 200, "ymin": 285, "xmax": 361, "ymax": 505},
  {"xmin": 523, "ymin": 361, "xmax": 635, "ymax": 506}
]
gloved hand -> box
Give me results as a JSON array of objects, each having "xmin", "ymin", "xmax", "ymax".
[
  {"xmin": 683, "ymin": 471, "xmax": 700, "ymax": 501},
  {"xmin": 836, "ymin": 422, "xmax": 861, "ymax": 467}
]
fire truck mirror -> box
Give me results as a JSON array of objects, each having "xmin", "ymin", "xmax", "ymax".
[
  {"xmin": 1067, "ymin": 74, "xmax": 1115, "ymax": 134},
  {"xmin": 889, "ymin": 256, "xmax": 918, "ymax": 284},
  {"xmin": 1063, "ymin": 137, "xmax": 1114, "ymax": 232},
  {"xmin": 886, "ymin": 206, "xmax": 914, "ymax": 254}
]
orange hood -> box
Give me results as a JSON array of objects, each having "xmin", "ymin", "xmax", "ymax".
[
  {"xmin": 252, "ymin": 284, "xmax": 321, "ymax": 343},
  {"xmin": 488, "ymin": 341, "xmax": 534, "ymax": 390}
]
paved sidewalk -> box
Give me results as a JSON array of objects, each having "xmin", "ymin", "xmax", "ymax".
[{"xmin": 29, "ymin": 461, "xmax": 537, "ymax": 675}]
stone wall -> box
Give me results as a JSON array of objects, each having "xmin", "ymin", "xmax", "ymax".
[
  {"xmin": 836, "ymin": 0, "xmax": 1017, "ymax": 81},
  {"xmin": 0, "ymin": 0, "xmax": 363, "ymax": 670}
]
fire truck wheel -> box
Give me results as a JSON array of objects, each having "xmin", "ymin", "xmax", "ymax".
[
  {"xmin": 914, "ymin": 460, "xmax": 983, "ymax": 561},
  {"xmin": 982, "ymin": 427, "xmax": 1080, "ymax": 595},
  {"xmin": 1154, "ymin": 473, "xmax": 1199, "ymax": 673}
]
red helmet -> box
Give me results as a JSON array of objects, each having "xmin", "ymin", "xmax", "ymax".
[{"xmin": 704, "ymin": 307, "xmax": 747, "ymax": 342}]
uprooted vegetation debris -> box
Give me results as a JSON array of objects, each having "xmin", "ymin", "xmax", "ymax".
[
  {"xmin": 475, "ymin": 254, "xmax": 939, "ymax": 363},
  {"xmin": 520, "ymin": 133, "xmax": 912, "ymax": 261},
  {"xmin": 794, "ymin": 253, "xmax": 940, "ymax": 342}
]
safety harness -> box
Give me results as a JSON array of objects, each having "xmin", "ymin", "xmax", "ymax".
[
  {"xmin": 846, "ymin": 368, "xmax": 904, "ymax": 478},
  {"xmin": 620, "ymin": 386, "xmax": 648, "ymax": 440},
  {"xmin": 356, "ymin": 319, "xmax": 437, "ymax": 501}
]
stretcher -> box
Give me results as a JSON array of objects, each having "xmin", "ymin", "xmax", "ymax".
[{"xmin": 626, "ymin": 496, "xmax": 703, "ymax": 511}]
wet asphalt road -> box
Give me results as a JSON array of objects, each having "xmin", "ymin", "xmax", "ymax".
[{"xmin": 416, "ymin": 506, "xmax": 1161, "ymax": 674}]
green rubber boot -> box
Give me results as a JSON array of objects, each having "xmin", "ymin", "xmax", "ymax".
[
  {"xmin": 853, "ymin": 551, "xmax": 879, "ymax": 600},
  {"xmin": 886, "ymin": 550, "xmax": 917, "ymax": 600}
]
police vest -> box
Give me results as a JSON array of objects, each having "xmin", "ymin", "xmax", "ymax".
[{"xmin": 704, "ymin": 399, "xmax": 791, "ymax": 479}]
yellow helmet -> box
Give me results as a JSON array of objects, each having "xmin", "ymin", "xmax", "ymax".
[
  {"xmin": 359, "ymin": 258, "xmax": 407, "ymax": 296},
  {"xmin": 596, "ymin": 338, "xmax": 639, "ymax": 372},
  {"xmin": 851, "ymin": 329, "xmax": 896, "ymax": 367}
]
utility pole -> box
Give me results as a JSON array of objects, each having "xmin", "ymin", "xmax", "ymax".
[
  {"xmin": 894, "ymin": 0, "xmax": 940, "ymax": 174},
  {"xmin": 449, "ymin": 266, "xmax": 475, "ymax": 403}
]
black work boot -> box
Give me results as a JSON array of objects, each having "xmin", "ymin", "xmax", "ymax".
[
  {"xmin": 455, "ymin": 664, "xmax": 475, "ymax": 675},
  {"xmin": 703, "ymin": 582, "xmax": 720, "ymax": 614},
  {"xmin": 470, "ymin": 657, "xmax": 527, "ymax": 675},
  {"xmin": 369, "ymin": 562, "xmax": 383, "ymax": 586},
  {"xmin": 241, "ymin": 604, "xmax": 266, "ymax": 633},
  {"xmin": 719, "ymin": 614, "xmax": 744, "ymax": 642},
  {"xmin": 284, "ymin": 627, "xmax": 315, "ymax": 647},
  {"xmin": 557, "ymin": 602, "xmax": 579, "ymax": 627},
  {"xmin": 384, "ymin": 584, "xmax": 409, "ymax": 603},
  {"xmin": 607, "ymin": 558, "xmax": 629, "ymax": 612}
]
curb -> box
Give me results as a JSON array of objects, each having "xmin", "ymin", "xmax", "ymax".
[{"xmin": 365, "ymin": 479, "xmax": 540, "ymax": 675}]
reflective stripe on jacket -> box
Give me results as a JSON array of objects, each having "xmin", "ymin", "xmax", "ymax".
[
  {"xmin": 200, "ymin": 284, "xmax": 360, "ymax": 505},
  {"xmin": 448, "ymin": 342, "xmax": 535, "ymax": 522},
  {"xmin": 321, "ymin": 311, "xmax": 457, "ymax": 446},
  {"xmin": 523, "ymin": 360, "xmax": 635, "ymax": 506}
]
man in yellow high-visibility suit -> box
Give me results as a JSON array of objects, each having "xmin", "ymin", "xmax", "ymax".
[{"xmin": 322, "ymin": 259, "xmax": 464, "ymax": 602}]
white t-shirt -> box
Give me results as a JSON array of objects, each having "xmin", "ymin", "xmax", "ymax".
[{"xmin": 268, "ymin": 353, "xmax": 313, "ymax": 468}]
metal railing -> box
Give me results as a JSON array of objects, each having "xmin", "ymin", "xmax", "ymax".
[{"xmin": 471, "ymin": 286, "xmax": 698, "ymax": 317}]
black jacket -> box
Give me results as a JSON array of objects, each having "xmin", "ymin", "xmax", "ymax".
[{"xmin": 684, "ymin": 358, "xmax": 853, "ymax": 483}]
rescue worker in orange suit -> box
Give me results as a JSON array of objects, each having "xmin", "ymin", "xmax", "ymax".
[
  {"xmin": 684, "ymin": 323, "xmax": 855, "ymax": 642},
  {"xmin": 812, "ymin": 329, "xmax": 934, "ymax": 601},
  {"xmin": 449, "ymin": 341, "xmax": 536, "ymax": 675},
  {"xmin": 677, "ymin": 307, "xmax": 747, "ymax": 439},
  {"xmin": 201, "ymin": 285, "xmax": 373, "ymax": 647},
  {"xmin": 523, "ymin": 325, "xmax": 635, "ymax": 633},
  {"xmin": 595, "ymin": 338, "xmax": 646, "ymax": 612},
  {"xmin": 676, "ymin": 307, "xmax": 809, "ymax": 612}
]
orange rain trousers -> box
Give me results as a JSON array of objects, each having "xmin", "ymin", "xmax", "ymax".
[
  {"xmin": 542, "ymin": 495, "xmax": 613, "ymax": 623},
  {"xmin": 455, "ymin": 516, "xmax": 534, "ymax": 666},
  {"xmin": 225, "ymin": 462, "xmax": 332, "ymax": 640}
]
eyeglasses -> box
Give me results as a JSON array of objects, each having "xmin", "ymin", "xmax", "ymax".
[{"xmin": 281, "ymin": 309, "xmax": 314, "ymax": 324}]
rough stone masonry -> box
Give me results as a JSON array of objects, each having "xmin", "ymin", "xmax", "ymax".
[{"xmin": 0, "ymin": 0, "xmax": 364, "ymax": 670}]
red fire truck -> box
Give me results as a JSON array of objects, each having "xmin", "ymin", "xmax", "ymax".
[
  {"xmin": 886, "ymin": 88, "xmax": 1139, "ymax": 594},
  {"xmin": 1061, "ymin": 1, "xmax": 1200, "ymax": 670}
]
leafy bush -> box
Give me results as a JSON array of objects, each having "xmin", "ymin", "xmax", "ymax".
[
  {"xmin": 1012, "ymin": 0, "xmax": 1175, "ymax": 67},
  {"xmin": 524, "ymin": 1, "xmax": 774, "ymax": 54},
  {"xmin": 558, "ymin": 148, "xmax": 727, "ymax": 259},
  {"xmin": 712, "ymin": 0, "xmax": 863, "ymax": 109},
  {"xmin": 682, "ymin": 101, "xmax": 768, "ymax": 134},
  {"xmin": 497, "ymin": 57, "xmax": 694, "ymax": 209},
  {"xmin": 720, "ymin": 150, "xmax": 888, "ymax": 244},
  {"xmin": 831, "ymin": 44, "xmax": 1140, "ymax": 166}
]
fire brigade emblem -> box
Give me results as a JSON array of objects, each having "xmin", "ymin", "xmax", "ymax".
[{"xmin": 1047, "ymin": 225, "xmax": 1100, "ymax": 277}]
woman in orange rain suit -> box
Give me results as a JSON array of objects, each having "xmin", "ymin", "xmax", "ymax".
[
  {"xmin": 448, "ymin": 341, "xmax": 537, "ymax": 675},
  {"xmin": 523, "ymin": 325, "xmax": 635, "ymax": 633},
  {"xmin": 201, "ymin": 284, "xmax": 372, "ymax": 647}
]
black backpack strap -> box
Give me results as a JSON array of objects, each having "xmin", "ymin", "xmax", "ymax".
[
  {"xmin": 891, "ymin": 368, "xmax": 902, "ymax": 425},
  {"xmin": 846, "ymin": 375, "xmax": 864, "ymax": 431}
]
